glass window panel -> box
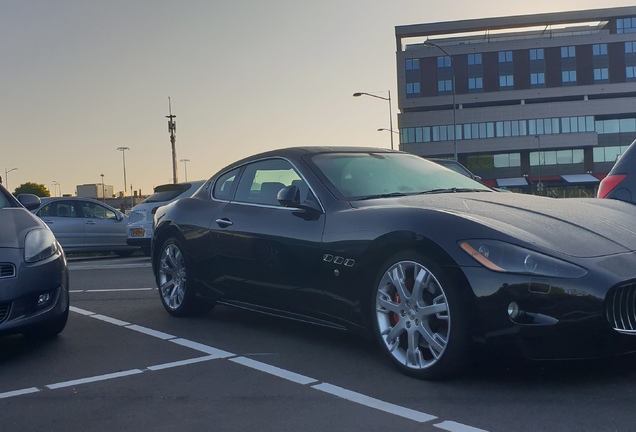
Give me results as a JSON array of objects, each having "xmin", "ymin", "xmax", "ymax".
[
  {"xmin": 620, "ymin": 118, "xmax": 636, "ymax": 132},
  {"xmin": 593, "ymin": 147, "xmax": 605, "ymax": 162},
  {"xmin": 493, "ymin": 154, "xmax": 509, "ymax": 168},
  {"xmin": 530, "ymin": 152, "xmax": 539, "ymax": 166},
  {"xmin": 595, "ymin": 120, "xmax": 604, "ymax": 133},
  {"xmin": 423, "ymin": 127, "xmax": 431, "ymax": 142},
  {"xmin": 407, "ymin": 128, "xmax": 415, "ymax": 143},
  {"xmin": 496, "ymin": 122, "xmax": 504, "ymax": 137},
  {"xmin": 471, "ymin": 123, "xmax": 479, "ymax": 138},
  {"xmin": 528, "ymin": 119, "xmax": 536, "ymax": 135},
  {"xmin": 607, "ymin": 146, "xmax": 622, "ymax": 161},
  {"xmin": 479, "ymin": 122, "xmax": 487, "ymax": 138},
  {"xmin": 573, "ymin": 149, "xmax": 584, "ymax": 164},
  {"xmin": 552, "ymin": 118, "xmax": 560, "ymax": 134},
  {"xmin": 570, "ymin": 117, "xmax": 578, "ymax": 133},
  {"xmin": 605, "ymin": 119, "xmax": 620, "ymax": 133},
  {"xmin": 487, "ymin": 122, "xmax": 495, "ymax": 138},
  {"xmin": 509, "ymin": 153, "xmax": 521, "ymax": 167},
  {"xmin": 463, "ymin": 124, "xmax": 472, "ymax": 139},
  {"xmin": 432, "ymin": 126, "xmax": 440, "ymax": 141},
  {"xmin": 415, "ymin": 127, "xmax": 423, "ymax": 142},
  {"xmin": 543, "ymin": 119, "xmax": 552, "ymax": 134},
  {"xmin": 503, "ymin": 121, "xmax": 511, "ymax": 137},
  {"xmin": 562, "ymin": 117, "xmax": 571, "ymax": 133},
  {"xmin": 455, "ymin": 124, "xmax": 461, "ymax": 141},
  {"xmin": 557, "ymin": 150, "xmax": 572, "ymax": 165},
  {"xmin": 511, "ymin": 121, "xmax": 519, "ymax": 136},
  {"xmin": 440, "ymin": 125, "xmax": 447, "ymax": 141},
  {"xmin": 544, "ymin": 151, "xmax": 557, "ymax": 165},
  {"xmin": 536, "ymin": 120, "xmax": 544, "ymax": 135},
  {"xmin": 578, "ymin": 117, "xmax": 586, "ymax": 132},
  {"xmin": 519, "ymin": 120, "xmax": 527, "ymax": 136}
]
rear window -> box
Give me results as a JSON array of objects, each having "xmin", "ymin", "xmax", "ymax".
[{"xmin": 142, "ymin": 184, "xmax": 191, "ymax": 203}]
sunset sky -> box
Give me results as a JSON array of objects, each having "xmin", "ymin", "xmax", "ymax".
[{"xmin": 3, "ymin": 0, "xmax": 634, "ymax": 197}]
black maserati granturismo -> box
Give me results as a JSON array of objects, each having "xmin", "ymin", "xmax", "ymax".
[{"xmin": 152, "ymin": 147, "xmax": 636, "ymax": 379}]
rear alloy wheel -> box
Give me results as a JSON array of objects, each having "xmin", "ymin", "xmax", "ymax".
[
  {"xmin": 373, "ymin": 252, "xmax": 470, "ymax": 380},
  {"xmin": 157, "ymin": 238, "xmax": 212, "ymax": 317}
]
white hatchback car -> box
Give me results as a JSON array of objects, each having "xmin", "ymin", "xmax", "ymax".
[{"xmin": 126, "ymin": 181, "xmax": 206, "ymax": 254}]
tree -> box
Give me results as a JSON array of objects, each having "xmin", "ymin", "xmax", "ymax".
[{"xmin": 13, "ymin": 182, "xmax": 50, "ymax": 197}]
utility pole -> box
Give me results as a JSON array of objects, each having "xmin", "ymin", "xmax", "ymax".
[
  {"xmin": 116, "ymin": 147, "xmax": 130, "ymax": 196},
  {"xmin": 166, "ymin": 97, "xmax": 178, "ymax": 184}
]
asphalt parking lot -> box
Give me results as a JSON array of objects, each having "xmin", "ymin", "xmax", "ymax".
[{"xmin": 3, "ymin": 256, "xmax": 636, "ymax": 432}]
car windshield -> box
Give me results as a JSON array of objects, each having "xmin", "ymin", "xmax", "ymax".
[{"xmin": 311, "ymin": 152, "xmax": 492, "ymax": 199}]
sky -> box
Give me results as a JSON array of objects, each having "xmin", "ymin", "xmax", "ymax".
[{"xmin": 2, "ymin": 0, "xmax": 635, "ymax": 197}]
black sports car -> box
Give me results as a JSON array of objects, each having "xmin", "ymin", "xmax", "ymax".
[{"xmin": 152, "ymin": 147, "xmax": 636, "ymax": 379}]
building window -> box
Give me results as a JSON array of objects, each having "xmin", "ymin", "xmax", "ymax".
[
  {"xmin": 405, "ymin": 59, "xmax": 420, "ymax": 70},
  {"xmin": 617, "ymin": 17, "xmax": 636, "ymax": 34},
  {"xmin": 529, "ymin": 49, "xmax": 544, "ymax": 61},
  {"xmin": 498, "ymin": 51, "xmax": 513, "ymax": 63},
  {"xmin": 499, "ymin": 75, "xmax": 514, "ymax": 88},
  {"xmin": 468, "ymin": 77, "xmax": 483, "ymax": 90},
  {"xmin": 627, "ymin": 66, "xmax": 636, "ymax": 80},
  {"xmin": 494, "ymin": 153, "xmax": 521, "ymax": 168},
  {"xmin": 530, "ymin": 73, "xmax": 545, "ymax": 86},
  {"xmin": 593, "ymin": 44, "xmax": 608, "ymax": 56},
  {"xmin": 406, "ymin": 82, "xmax": 421, "ymax": 95},
  {"xmin": 561, "ymin": 46, "xmax": 576, "ymax": 58},
  {"xmin": 593, "ymin": 145, "xmax": 629, "ymax": 162},
  {"xmin": 438, "ymin": 80, "xmax": 452, "ymax": 93},
  {"xmin": 437, "ymin": 56, "xmax": 451, "ymax": 68},
  {"xmin": 468, "ymin": 53, "xmax": 482, "ymax": 65},
  {"xmin": 562, "ymin": 70, "xmax": 577, "ymax": 84},
  {"xmin": 594, "ymin": 68, "xmax": 609, "ymax": 82},
  {"xmin": 627, "ymin": 42, "xmax": 636, "ymax": 53}
]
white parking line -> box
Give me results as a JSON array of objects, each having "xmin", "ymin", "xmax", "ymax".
[
  {"xmin": 5, "ymin": 307, "xmax": 491, "ymax": 431},
  {"xmin": 313, "ymin": 383, "xmax": 437, "ymax": 423}
]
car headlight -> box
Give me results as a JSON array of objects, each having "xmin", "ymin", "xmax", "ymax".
[
  {"xmin": 459, "ymin": 239, "xmax": 588, "ymax": 278},
  {"xmin": 25, "ymin": 228, "xmax": 59, "ymax": 263}
]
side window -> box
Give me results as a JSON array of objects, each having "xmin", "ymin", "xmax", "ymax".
[
  {"xmin": 234, "ymin": 159, "xmax": 306, "ymax": 206},
  {"xmin": 38, "ymin": 202, "xmax": 75, "ymax": 218},
  {"xmin": 80, "ymin": 201, "xmax": 117, "ymax": 219},
  {"xmin": 213, "ymin": 169, "xmax": 240, "ymax": 201}
]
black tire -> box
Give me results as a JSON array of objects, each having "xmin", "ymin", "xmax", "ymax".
[
  {"xmin": 371, "ymin": 251, "xmax": 472, "ymax": 380},
  {"xmin": 23, "ymin": 305, "xmax": 69, "ymax": 339},
  {"xmin": 156, "ymin": 238, "xmax": 213, "ymax": 317}
]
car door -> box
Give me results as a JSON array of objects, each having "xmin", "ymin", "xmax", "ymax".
[
  {"xmin": 77, "ymin": 200, "xmax": 127, "ymax": 249},
  {"xmin": 36, "ymin": 200, "xmax": 85, "ymax": 251},
  {"xmin": 210, "ymin": 158, "xmax": 327, "ymax": 315}
]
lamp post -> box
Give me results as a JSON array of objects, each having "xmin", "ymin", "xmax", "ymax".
[
  {"xmin": 180, "ymin": 158, "xmax": 190, "ymax": 182},
  {"xmin": 52, "ymin": 181, "xmax": 60, "ymax": 197},
  {"xmin": 166, "ymin": 97, "xmax": 178, "ymax": 184},
  {"xmin": 353, "ymin": 91, "xmax": 394, "ymax": 150},
  {"xmin": 4, "ymin": 168, "xmax": 17, "ymax": 190},
  {"xmin": 424, "ymin": 40, "xmax": 457, "ymax": 161},
  {"xmin": 116, "ymin": 147, "xmax": 130, "ymax": 196},
  {"xmin": 100, "ymin": 174, "xmax": 105, "ymax": 202},
  {"xmin": 535, "ymin": 135, "xmax": 543, "ymax": 194},
  {"xmin": 378, "ymin": 128, "xmax": 399, "ymax": 135}
]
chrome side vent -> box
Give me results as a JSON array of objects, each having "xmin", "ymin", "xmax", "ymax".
[{"xmin": 606, "ymin": 283, "xmax": 636, "ymax": 334}]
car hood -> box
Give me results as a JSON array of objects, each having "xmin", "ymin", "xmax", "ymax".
[
  {"xmin": 352, "ymin": 192, "xmax": 636, "ymax": 258},
  {"xmin": 0, "ymin": 208, "xmax": 46, "ymax": 249}
]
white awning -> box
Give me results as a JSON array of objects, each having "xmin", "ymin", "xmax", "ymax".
[
  {"xmin": 561, "ymin": 174, "xmax": 599, "ymax": 184},
  {"xmin": 496, "ymin": 177, "xmax": 528, "ymax": 187}
]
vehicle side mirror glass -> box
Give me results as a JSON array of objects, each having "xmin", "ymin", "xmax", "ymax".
[
  {"xmin": 277, "ymin": 185, "xmax": 301, "ymax": 207},
  {"xmin": 17, "ymin": 194, "xmax": 41, "ymax": 211}
]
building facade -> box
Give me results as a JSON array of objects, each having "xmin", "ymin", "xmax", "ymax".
[{"xmin": 395, "ymin": 6, "xmax": 636, "ymax": 196}]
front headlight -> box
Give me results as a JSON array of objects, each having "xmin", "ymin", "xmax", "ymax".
[
  {"xmin": 459, "ymin": 239, "xmax": 588, "ymax": 278},
  {"xmin": 25, "ymin": 228, "xmax": 59, "ymax": 263}
]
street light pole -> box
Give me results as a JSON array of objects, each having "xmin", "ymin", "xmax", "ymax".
[
  {"xmin": 100, "ymin": 174, "xmax": 105, "ymax": 202},
  {"xmin": 424, "ymin": 40, "xmax": 457, "ymax": 161},
  {"xmin": 166, "ymin": 97, "xmax": 178, "ymax": 184},
  {"xmin": 52, "ymin": 181, "xmax": 60, "ymax": 197},
  {"xmin": 4, "ymin": 168, "xmax": 17, "ymax": 190},
  {"xmin": 116, "ymin": 147, "xmax": 130, "ymax": 197},
  {"xmin": 353, "ymin": 91, "xmax": 394, "ymax": 150},
  {"xmin": 180, "ymin": 159, "xmax": 190, "ymax": 182},
  {"xmin": 535, "ymin": 135, "xmax": 543, "ymax": 194}
]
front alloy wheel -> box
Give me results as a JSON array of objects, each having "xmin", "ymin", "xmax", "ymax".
[
  {"xmin": 374, "ymin": 253, "xmax": 469, "ymax": 379},
  {"xmin": 157, "ymin": 239, "xmax": 211, "ymax": 316}
]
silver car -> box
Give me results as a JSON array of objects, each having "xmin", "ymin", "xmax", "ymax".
[{"xmin": 33, "ymin": 197, "xmax": 139, "ymax": 256}]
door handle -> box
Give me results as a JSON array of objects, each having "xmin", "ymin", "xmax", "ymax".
[
  {"xmin": 215, "ymin": 218, "xmax": 233, "ymax": 228},
  {"xmin": 85, "ymin": 221, "xmax": 96, "ymax": 225}
]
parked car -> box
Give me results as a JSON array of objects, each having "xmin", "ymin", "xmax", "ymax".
[
  {"xmin": 152, "ymin": 147, "xmax": 636, "ymax": 379},
  {"xmin": 127, "ymin": 181, "xmax": 205, "ymax": 255},
  {"xmin": 33, "ymin": 197, "xmax": 138, "ymax": 256},
  {"xmin": 0, "ymin": 184, "xmax": 69, "ymax": 338},
  {"xmin": 598, "ymin": 138, "xmax": 636, "ymax": 204}
]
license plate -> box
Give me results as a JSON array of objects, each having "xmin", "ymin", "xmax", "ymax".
[{"xmin": 131, "ymin": 228, "xmax": 145, "ymax": 237}]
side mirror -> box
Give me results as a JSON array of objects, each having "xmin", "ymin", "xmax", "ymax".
[
  {"xmin": 17, "ymin": 194, "xmax": 41, "ymax": 211},
  {"xmin": 277, "ymin": 185, "xmax": 321, "ymax": 212},
  {"xmin": 277, "ymin": 185, "xmax": 301, "ymax": 207}
]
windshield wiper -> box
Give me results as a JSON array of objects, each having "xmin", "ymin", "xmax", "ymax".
[
  {"xmin": 358, "ymin": 192, "xmax": 409, "ymax": 200},
  {"xmin": 420, "ymin": 188, "xmax": 487, "ymax": 195}
]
